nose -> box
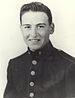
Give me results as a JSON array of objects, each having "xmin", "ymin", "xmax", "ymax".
[{"xmin": 30, "ymin": 27, "xmax": 37, "ymax": 37}]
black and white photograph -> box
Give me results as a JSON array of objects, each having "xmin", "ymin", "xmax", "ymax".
[{"xmin": 0, "ymin": 0, "xmax": 75, "ymax": 98}]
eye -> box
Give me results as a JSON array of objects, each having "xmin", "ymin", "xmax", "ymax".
[
  {"xmin": 38, "ymin": 25, "xmax": 45, "ymax": 29},
  {"xmin": 24, "ymin": 26, "xmax": 31, "ymax": 29}
]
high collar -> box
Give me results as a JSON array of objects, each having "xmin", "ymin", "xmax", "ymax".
[{"xmin": 27, "ymin": 40, "xmax": 54, "ymax": 57}]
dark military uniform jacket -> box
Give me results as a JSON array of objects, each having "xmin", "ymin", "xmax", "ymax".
[{"xmin": 4, "ymin": 41, "xmax": 75, "ymax": 98}]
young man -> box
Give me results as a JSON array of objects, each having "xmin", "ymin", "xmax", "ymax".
[{"xmin": 4, "ymin": 2, "xmax": 75, "ymax": 98}]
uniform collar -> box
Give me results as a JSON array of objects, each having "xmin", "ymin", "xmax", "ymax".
[{"xmin": 27, "ymin": 40, "xmax": 54, "ymax": 57}]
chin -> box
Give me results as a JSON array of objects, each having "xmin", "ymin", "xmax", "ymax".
[{"xmin": 29, "ymin": 45, "xmax": 42, "ymax": 51}]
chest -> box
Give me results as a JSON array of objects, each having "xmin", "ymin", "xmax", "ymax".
[{"xmin": 12, "ymin": 56, "xmax": 66, "ymax": 98}]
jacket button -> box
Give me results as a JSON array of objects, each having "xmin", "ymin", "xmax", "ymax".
[
  {"xmin": 30, "ymin": 82, "xmax": 34, "ymax": 86},
  {"xmin": 39, "ymin": 51, "xmax": 42, "ymax": 55},
  {"xmin": 32, "ymin": 60, "xmax": 37, "ymax": 65},
  {"xmin": 31, "ymin": 71, "xmax": 35, "ymax": 76},
  {"xmin": 29, "ymin": 92, "xmax": 34, "ymax": 97}
]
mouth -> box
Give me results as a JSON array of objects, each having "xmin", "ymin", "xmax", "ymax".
[
  {"xmin": 28, "ymin": 39, "xmax": 40, "ymax": 44},
  {"xmin": 29, "ymin": 39, "xmax": 40, "ymax": 41}
]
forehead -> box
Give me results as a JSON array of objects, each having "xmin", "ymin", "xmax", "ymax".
[{"xmin": 22, "ymin": 11, "xmax": 49, "ymax": 25}]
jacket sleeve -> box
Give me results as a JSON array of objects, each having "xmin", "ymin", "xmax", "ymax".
[
  {"xmin": 65, "ymin": 61, "xmax": 75, "ymax": 97},
  {"xmin": 3, "ymin": 60, "xmax": 15, "ymax": 98}
]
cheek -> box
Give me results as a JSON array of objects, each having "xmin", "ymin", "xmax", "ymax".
[
  {"xmin": 22, "ymin": 31, "xmax": 30, "ymax": 39},
  {"xmin": 40, "ymin": 31, "xmax": 50, "ymax": 39}
]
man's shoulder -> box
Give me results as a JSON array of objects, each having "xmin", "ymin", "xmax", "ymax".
[
  {"xmin": 53, "ymin": 47, "xmax": 75, "ymax": 64},
  {"xmin": 9, "ymin": 50, "xmax": 29, "ymax": 63},
  {"xmin": 57, "ymin": 49, "xmax": 75, "ymax": 62}
]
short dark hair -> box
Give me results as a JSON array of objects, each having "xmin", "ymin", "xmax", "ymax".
[{"xmin": 20, "ymin": 2, "xmax": 52, "ymax": 25}]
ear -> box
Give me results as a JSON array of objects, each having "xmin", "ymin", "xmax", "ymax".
[{"xmin": 49, "ymin": 23, "xmax": 55, "ymax": 34}]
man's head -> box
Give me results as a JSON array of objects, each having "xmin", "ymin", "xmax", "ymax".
[
  {"xmin": 20, "ymin": 2, "xmax": 54, "ymax": 51},
  {"xmin": 20, "ymin": 2, "xmax": 52, "ymax": 25}
]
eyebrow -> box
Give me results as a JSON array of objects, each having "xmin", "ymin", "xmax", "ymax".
[
  {"xmin": 36, "ymin": 23, "xmax": 46, "ymax": 26},
  {"xmin": 22, "ymin": 24, "xmax": 31, "ymax": 26},
  {"xmin": 22, "ymin": 23, "xmax": 46, "ymax": 26}
]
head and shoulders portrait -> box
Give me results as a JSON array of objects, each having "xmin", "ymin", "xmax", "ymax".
[{"xmin": 3, "ymin": 1, "xmax": 75, "ymax": 98}]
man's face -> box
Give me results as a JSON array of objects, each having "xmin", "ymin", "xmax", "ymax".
[{"xmin": 21, "ymin": 11, "xmax": 53, "ymax": 51}]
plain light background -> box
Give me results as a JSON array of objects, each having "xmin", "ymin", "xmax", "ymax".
[{"xmin": 0, "ymin": 0, "xmax": 75, "ymax": 98}]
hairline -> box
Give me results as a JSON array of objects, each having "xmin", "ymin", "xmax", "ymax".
[{"xmin": 21, "ymin": 10, "xmax": 51, "ymax": 25}]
